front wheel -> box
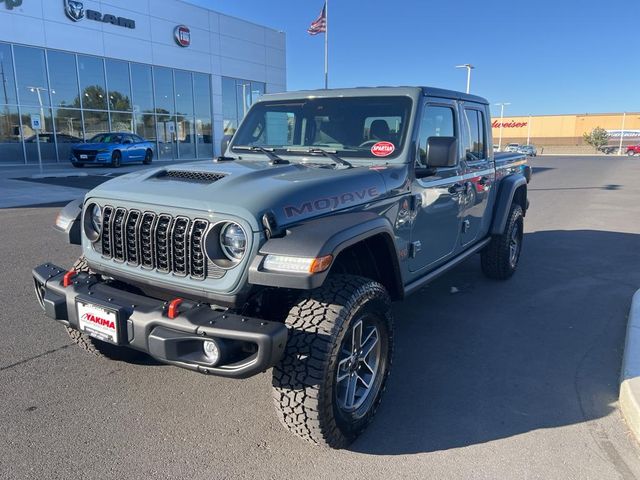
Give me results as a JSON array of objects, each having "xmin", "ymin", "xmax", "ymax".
[
  {"xmin": 628, "ymin": 151, "xmax": 636, "ymax": 156},
  {"xmin": 272, "ymin": 275, "xmax": 393, "ymax": 449},
  {"xmin": 481, "ymin": 204, "xmax": 524, "ymax": 280},
  {"xmin": 111, "ymin": 150, "xmax": 122, "ymax": 168}
]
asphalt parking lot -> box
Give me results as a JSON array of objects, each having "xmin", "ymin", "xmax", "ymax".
[{"xmin": 1, "ymin": 155, "xmax": 640, "ymax": 479}]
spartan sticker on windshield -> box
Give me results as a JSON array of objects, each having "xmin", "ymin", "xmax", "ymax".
[{"xmin": 371, "ymin": 141, "xmax": 395, "ymax": 157}]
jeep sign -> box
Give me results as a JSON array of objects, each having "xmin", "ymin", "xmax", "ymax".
[
  {"xmin": 2, "ymin": 0, "xmax": 22, "ymax": 10},
  {"xmin": 64, "ymin": 0, "xmax": 136, "ymax": 29}
]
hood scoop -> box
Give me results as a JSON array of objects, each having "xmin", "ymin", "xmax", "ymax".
[{"xmin": 154, "ymin": 170, "xmax": 227, "ymax": 184}]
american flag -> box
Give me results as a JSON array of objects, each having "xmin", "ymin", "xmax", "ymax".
[{"xmin": 307, "ymin": 3, "xmax": 327, "ymax": 35}]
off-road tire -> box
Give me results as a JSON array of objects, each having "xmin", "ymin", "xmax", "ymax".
[
  {"xmin": 481, "ymin": 204, "xmax": 524, "ymax": 280},
  {"xmin": 65, "ymin": 257, "xmax": 146, "ymax": 362},
  {"xmin": 272, "ymin": 275, "xmax": 393, "ymax": 449}
]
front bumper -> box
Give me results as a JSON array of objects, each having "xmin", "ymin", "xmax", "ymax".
[{"xmin": 32, "ymin": 263, "xmax": 288, "ymax": 379}]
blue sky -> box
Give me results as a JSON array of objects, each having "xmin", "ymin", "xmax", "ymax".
[{"xmin": 187, "ymin": 0, "xmax": 640, "ymax": 117}]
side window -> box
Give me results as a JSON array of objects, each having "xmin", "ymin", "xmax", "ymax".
[
  {"xmin": 463, "ymin": 109, "xmax": 486, "ymax": 161},
  {"xmin": 418, "ymin": 105, "xmax": 455, "ymax": 166}
]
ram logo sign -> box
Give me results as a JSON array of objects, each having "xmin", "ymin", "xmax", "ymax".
[
  {"xmin": 63, "ymin": 0, "xmax": 136, "ymax": 29},
  {"xmin": 64, "ymin": 0, "xmax": 84, "ymax": 21}
]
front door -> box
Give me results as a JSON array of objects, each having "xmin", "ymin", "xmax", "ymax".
[
  {"xmin": 459, "ymin": 104, "xmax": 495, "ymax": 246},
  {"xmin": 409, "ymin": 100, "xmax": 463, "ymax": 273}
]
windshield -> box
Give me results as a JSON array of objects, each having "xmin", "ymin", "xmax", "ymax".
[
  {"xmin": 89, "ymin": 134, "xmax": 121, "ymax": 144},
  {"xmin": 231, "ymin": 96, "xmax": 413, "ymax": 160}
]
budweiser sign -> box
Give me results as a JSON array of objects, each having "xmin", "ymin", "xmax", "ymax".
[{"xmin": 492, "ymin": 120, "xmax": 528, "ymax": 129}]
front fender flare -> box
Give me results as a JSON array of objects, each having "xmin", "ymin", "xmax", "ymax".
[
  {"xmin": 54, "ymin": 198, "xmax": 83, "ymax": 245},
  {"xmin": 248, "ymin": 212, "xmax": 400, "ymax": 291}
]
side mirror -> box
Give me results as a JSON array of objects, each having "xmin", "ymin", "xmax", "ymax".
[
  {"xmin": 220, "ymin": 135, "xmax": 233, "ymax": 155},
  {"xmin": 425, "ymin": 136, "xmax": 458, "ymax": 168}
]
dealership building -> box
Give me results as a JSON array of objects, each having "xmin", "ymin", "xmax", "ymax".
[
  {"xmin": 492, "ymin": 112, "xmax": 640, "ymax": 152},
  {"xmin": 0, "ymin": 0, "xmax": 286, "ymax": 165}
]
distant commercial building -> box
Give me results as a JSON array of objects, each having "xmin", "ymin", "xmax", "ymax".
[
  {"xmin": 0, "ymin": 0, "xmax": 286, "ymax": 165},
  {"xmin": 492, "ymin": 113, "xmax": 640, "ymax": 151}
]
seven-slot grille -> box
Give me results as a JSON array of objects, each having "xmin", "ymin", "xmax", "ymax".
[{"xmin": 98, "ymin": 206, "xmax": 212, "ymax": 280}]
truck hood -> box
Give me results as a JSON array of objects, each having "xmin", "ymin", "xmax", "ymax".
[{"xmin": 87, "ymin": 160, "xmax": 389, "ymax": 231}]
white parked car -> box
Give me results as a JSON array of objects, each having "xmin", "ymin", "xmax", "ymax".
[{"xmin": 505, "ymin": 143, "xmax": 521, "ymax": 152}]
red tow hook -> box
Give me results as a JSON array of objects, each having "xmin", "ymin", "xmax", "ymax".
[
  {"xmin": 167, "ymin": 298, "xmax": 183, "ymax": 319},
  {"xmin": 62, "ymin": 270, "xmax": 77, "ymax": 288}
]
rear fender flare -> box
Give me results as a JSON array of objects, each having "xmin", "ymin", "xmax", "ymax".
[{"xmin": 491, "ymin": 175, "xmax": 527, "ymax": 235}]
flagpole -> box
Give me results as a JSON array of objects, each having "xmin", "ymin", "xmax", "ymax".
[{"xmin": 324, "ymin": 0, "xmax": 329, "ymax": 89}]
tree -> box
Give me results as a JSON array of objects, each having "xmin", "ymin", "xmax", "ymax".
[{"xmin": 583, "ymin": 127, "xmax": 609, "ymax": 152}]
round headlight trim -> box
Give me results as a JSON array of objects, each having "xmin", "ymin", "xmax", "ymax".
[{"xmin": 83, "ymin": 202, "xmax": 103, "ymax": 242}]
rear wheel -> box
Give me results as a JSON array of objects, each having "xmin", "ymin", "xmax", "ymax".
[
  {"xmin": 481, "ymin": 204, "xmax": 524, "ymax": 280},
  {"xmin": 111, "ymin": 150, "xmax": 122, "ymax": 168},
  {"xmin": 65, "ymin": 257, "xmax": 146, "ymax": 362},
  {"xmin": 143, "ymin": 149, "xmax": 153, "ymax": 165},
  {"xmin": 272, "ymin": 275, "xmax": 393, "ymax": 448},
  {"xmin": 628, "ymin": 151, "xmax": 636, "ymax": 156}
]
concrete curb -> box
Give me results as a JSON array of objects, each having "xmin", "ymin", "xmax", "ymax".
[{"xmin": 620, "ymin": 290, "xmax": 640, "ymax": 443}]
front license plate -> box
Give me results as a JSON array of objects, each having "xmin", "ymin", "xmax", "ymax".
[
  {"xmin": 77, "ymin": 301, "xmax": 119, "ymax": 344},
  {"xmin": 80, "ymin": 154, "xmax": 88, "ymax": 159}
]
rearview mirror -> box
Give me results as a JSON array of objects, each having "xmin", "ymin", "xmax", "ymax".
[{"xmin": 425, "ymin": 136, "xmax": 458, "ymax": 168}]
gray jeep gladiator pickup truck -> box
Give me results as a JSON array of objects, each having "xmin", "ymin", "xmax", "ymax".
[{"xmin": 32, "ymin": 86, "xmax": 529, "ymax": 449}]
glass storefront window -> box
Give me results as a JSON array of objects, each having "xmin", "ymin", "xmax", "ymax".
[
  {"xmin": 222, "ymin": 77, "xmax": 237, "ymax": 135},
  {"xmin": 0, "ymin": 105, "xmax": 24, "ymax": 164},
  {"xmin": 134, "ymin": 113, "xmax": 156, "ymax": 143},
  {"xmin": 83, "ymin": 110, "xmax": 109, "ymax": 139},
  {"xmin": 222, "ymin": 76, "xmax": 265, "ymax": 136},
  {"xmin": 106, "ymin": 59, "xmax": 132, "ymax": 112},
  {"xmin": 14, "ymin": 46, "xmax": 50, "ymax": 107},
  {"xmin": 131, "ymin": 63, "xmax": 154, "ymax": 114},
  {"xmin": 175, "ymin": 70, "xmax": 193, "ymax": 116},
  {"xmin": 0, "ymin": 42, "xmax": 215, "ymax": 164},
  {"xmin": 78, "ymin": 55, "xmax": 107, "ymax": 110},
  {"xmin": 21, "ymin": 106, "xmax": 55, "ymax": 163},
  {"xmin": 154, "ymin": 67, "xmax": 174, "ymax": 115},
  {"xmin": 193, "ymin": 73, "xmax": 211, "ymax": 118},
  {"xmin": 196, "ymin": 117, "xmax": 213, "ymax": 158},
  {"xmin": 53, "ymin": 108, "xmax": 83, "ymax": 161},
  {"xmin": 156, "ymin": 112, "xmax": 176, "ymax": 160},
  {"xmin": 0, "ymin": 43, "xmax": 17, "ymax": 105},
  {"xmin": 177, "ymin": 116, "xmax": 195, "ymax": 158},
  {"xmin": 48, "ymin": 51, "xmax": 79, "ymax": 108},
  {"xmin": 111, "ymin": 112, "xmax": 133, "ymax": 133}
]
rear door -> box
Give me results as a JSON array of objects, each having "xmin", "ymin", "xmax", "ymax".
[
  {"xmin": 409, "ymin": 99, "xmax": 463, "ymax": 273},
  {"xmin": 459, "ymin": 104, "xmax": 495, "ymax": 246}
]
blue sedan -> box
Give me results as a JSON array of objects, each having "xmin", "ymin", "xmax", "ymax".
[{"xmin": 70, "ymin": 132, "xmax": 155, "ymax": 168}]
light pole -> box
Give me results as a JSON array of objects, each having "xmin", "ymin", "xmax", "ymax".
[
  {"xmin": 494, "ymin": 102, "xmax": 511, "ymax": 151},
  {"xmin": 455, "ymin": 64, "xmax": 475, "ymax": 94},
  {"xmin": 526, "ymin": 115, "xmax": 532, "ymax": 145},
  {"xmin": 618, "ymin": 112, "xmax": 626, "ymax": 156},
  {"xmin": 26, "ymin": 86, "xmax": 54, "ymax": 131}
]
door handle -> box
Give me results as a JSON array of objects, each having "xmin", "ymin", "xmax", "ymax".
[{"xmin": 448, "ymin": 183, "xmax": 465, "ymax": 194}]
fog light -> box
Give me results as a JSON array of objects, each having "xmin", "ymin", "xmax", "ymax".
[{"xmin": 203, "ymin": 340, "xmax": 220, "ymax": 365}]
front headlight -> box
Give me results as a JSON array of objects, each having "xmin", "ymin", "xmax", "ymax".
[
  {"xmin": 220, "ymin": 223, "xmax": 246, "ymax": 261},
  {"xmin": 83, "ymin": 203, "xmax": 102, "ymax": 242},
  {"xmin": 91, "ymin": 204, "xmax": 102, "ymax": 233}
]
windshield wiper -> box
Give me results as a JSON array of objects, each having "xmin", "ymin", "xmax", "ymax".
[
  {"xmin": 287, "ymin": 148, "xmax": 353, "ymax": 169},
  {"xmin": 234, "ymin": 146, "xmax": 289, "ymax": 165}
]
